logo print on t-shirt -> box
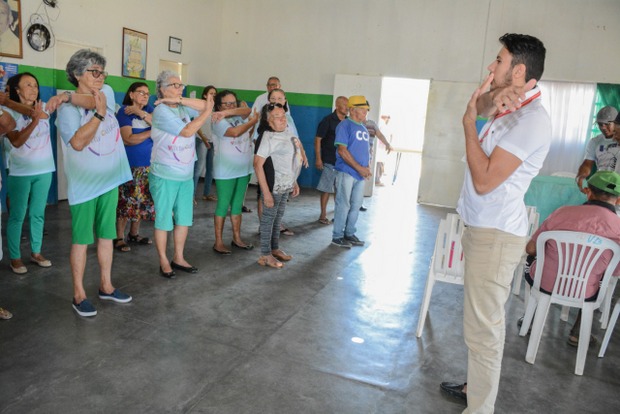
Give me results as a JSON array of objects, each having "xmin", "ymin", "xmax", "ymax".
[
  {"xmin": 23, "ymin": 121, "xmax": 50, "ymax": 150},
  {"xmin": 169, "ymin": 135, "xmax": 195, "ymax": 164},
  {"xmin": 87, "ymin": 113, "xmax": 120, "ymax": 156},
  {"xmin": 356, "ymin": 130, "xmax": 369, "ymax": 141}
]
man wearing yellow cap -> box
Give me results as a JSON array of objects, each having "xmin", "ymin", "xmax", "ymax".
[{"xmin": 331, "ymin": 95, "xmax": 372, "ymax": 248}]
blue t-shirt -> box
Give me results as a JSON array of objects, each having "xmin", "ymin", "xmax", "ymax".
[
  {"xmin": 334, "ymin": 118, "xmax": 370, "ymax": 181},
  {"xmin": 116, "ymin": 104, "xmax": 154, "ymax": 168}
]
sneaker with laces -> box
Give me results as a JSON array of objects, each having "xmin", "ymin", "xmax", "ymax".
[
  {"xmin": 331, "ymin": 238, "xmax": 352, "ymax": 248},
  {"xmin": 345, "ymin": 235, "xmax": 365, "ymax": 246},
  {"xmin": 98, "ymin": 289, "xmax": 132, "ymax": 303},
  {"xmin": 72, "ymin": 299, "xmax": 97, "ymax": 317}
]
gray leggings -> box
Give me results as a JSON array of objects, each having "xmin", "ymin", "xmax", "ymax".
[{"xmin": 259, "ymin": 191, "xmax": 289, "ymax": 254}]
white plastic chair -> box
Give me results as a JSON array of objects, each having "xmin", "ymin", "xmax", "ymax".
[
  {"xmin": 512, "ymin": 206, "xmax": 540, "ymax": 296},
  {"xmin": 599, "ymin": 298, "xmax": 620, "ymax": 357},
  {"xmin": 416, "ymin": 213, "xmax": 465, "ymax": 337},
  {"xmin": 519, "ymin": 231, "xmax": 620, "ymax": 375},
  {"xmin": 600, "ymin": 277, "xmax": 618, "ymax": 329}
]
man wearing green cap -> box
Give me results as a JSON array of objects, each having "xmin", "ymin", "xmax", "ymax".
[{"xmin": 523, "ymin": 170, "xmax": 620, "ymax": 345}]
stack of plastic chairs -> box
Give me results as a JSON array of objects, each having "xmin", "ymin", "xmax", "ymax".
[
  {"xmin": 512, "ymin": 206, "xmax": 540, "ymax": 297},
  {"xmin": 519, "ymin": 231, "xmax": 620, "ymax": 375},
  {"xmin": 416, "ymin": 213, "xmax": 466, "ymax": 337}
]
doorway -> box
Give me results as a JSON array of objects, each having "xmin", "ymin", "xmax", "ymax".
[{"xmin": 332, "ymin": 75, "xmax": 430, "ymax": 200}]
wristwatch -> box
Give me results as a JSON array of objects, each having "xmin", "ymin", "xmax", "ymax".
[{"xmin": 93, "ymin": 112, "xmax": 105, "ymax": 122}]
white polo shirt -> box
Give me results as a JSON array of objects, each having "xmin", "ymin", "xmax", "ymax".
[{"xmin": 457, "ymin": 87, "xmax": 551, "ymax": 237}]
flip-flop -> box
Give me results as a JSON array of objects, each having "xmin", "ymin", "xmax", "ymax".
[
  {"xmin": 318, "ymin": 218, "xmax": 331, "ymax": 225},
  {"xmin": 257, "ymin": 256, "xmax": 283, "ymax": 269},
  {"xmin": 127, "ymin": 233, "xmax": 152, "ymax": 245},
  {"xmin": 280, "ymin": 228, "xmax": 294, "ymax": 236},
  {"xmin": 567, "ymin": 334, "xmax": 597, "ymax": 347},
  {"xmin": 113, "ymin": 238, "xmax": 131, "ymax": 252},
  {"xmin": 242, "ymin": 205, "xmax": 252, "ymax": 213}
]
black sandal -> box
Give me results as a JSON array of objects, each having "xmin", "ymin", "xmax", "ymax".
[
  {"xmin": 114, "ymin": 238, "xmax": 131, "ymax": 252},
  {"xmin": 127, "ymin": 233, "xmax": 152, "ymax": 245}
]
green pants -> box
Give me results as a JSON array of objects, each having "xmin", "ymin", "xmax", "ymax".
[{"xmin": 7, "ymin": 173, "xmax": 52, "ymax": 259}]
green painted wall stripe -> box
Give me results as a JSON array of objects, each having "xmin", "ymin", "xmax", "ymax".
[{"xmin": 15, "ymin": 65, "xmax": 334, "ymax": 107}]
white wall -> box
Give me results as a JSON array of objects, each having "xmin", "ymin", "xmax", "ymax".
[
  {"xmin": 3, "ymin": 0, "xmax": 221, "ymax": 82},
  {"xmin": 7, "ymin": 0, "xmax": 619, "ymax": 94},
  {"xmin": 4, "ymin": 0, "xmax": 620, "ymax": 206}
]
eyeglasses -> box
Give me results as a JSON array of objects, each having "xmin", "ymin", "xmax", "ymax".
[
  {"xmin": 133, "ymin": 90, "xmax": 149, "ymax": 97},
  {"xmin": 220, "ymin": 101, "xmax": 237, "ymax": 107},
  {"xmin": 86, "ymin": 69, "xmax": 108, "ymax": 78},
  {"xmin": 165, "ymin": 83, "xmax": 185, "ymax": 89},
  {"xmin": 268, "ymin": 103, "xmax": 284, "ymax": 111}
]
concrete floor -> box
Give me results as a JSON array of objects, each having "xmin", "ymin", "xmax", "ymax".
[{"xmin": 1, "ymin": 172, "xmax": 620, "ymax": 413}]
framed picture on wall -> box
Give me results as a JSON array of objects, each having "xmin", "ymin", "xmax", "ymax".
[
  {"xmin": 0, "ymin": 0, "xmax": 23, "ymax": 59},
  {"xmin": 122, "ymin": 28, "xmax": 147, "ymax": 79},
  {"xmin": 168, "ymin": 36, "xmax": 182, "ymax": 54}
]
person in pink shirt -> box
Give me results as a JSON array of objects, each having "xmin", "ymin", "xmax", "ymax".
[{"xmin": 524, "ymin": 170, "xmax": 620, "ymax": 346}]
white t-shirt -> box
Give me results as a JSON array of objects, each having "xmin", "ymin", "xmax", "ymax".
[
  {"xmin": 57, "ymin": 84, "xmax": 132, "ymax": 205},
  {"xmin": 583, "ymin": 133, "xmax": 620, "ymax": 172},
  {"xmin": 150, "ymin": 104, "xmax": 199, "ymax": 181},
  {"xmin": 256, "ymin": 129, "xmax": 303, "ymax": 193},
  {"xmin": 212, "ymin": 116, "xmax": 254, "ymax": 179},
  {"xmin": 457, "ymin": 87, "xmax": 551, "ymax": 237},
  {"xmin": 5, "ymin": 103, "xmax": 55, "ymax": 176}
]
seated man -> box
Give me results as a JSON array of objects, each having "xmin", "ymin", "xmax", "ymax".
[{"xmin": 523, "ymin": 170, "xmax": 620, "ymax": 345}]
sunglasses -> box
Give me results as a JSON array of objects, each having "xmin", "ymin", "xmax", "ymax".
[{"xmin": 267, "ymin": 103, "xmax": 285, "ymax": 111}]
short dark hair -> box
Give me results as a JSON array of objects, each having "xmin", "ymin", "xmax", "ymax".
[
  {"xmin": 7, "ymin": 72, "xmax": 40, "ymax": 103},
  {"xmin": 214, "ymin": 90, "xmax": 237, "ymax": 111},
  {"xmin": 122, "ymin": 82, "xmax": 149, "ymax": 106},
  {"xmin": 499, "ymin": 33, "xmax": 546, "ymax": 82}
]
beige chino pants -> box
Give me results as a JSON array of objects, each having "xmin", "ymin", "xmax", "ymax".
[{"xmin": 461, "ymin": 226, "xmax": 525, "ymax": 414}]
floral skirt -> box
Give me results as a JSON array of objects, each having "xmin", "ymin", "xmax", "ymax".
[{"xmin": 117, "ymin": 166, "xmax": 155, "ymax": 221}]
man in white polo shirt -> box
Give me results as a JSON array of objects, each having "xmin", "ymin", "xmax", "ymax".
[{"xmin": 440, "ymin": 33, "xmax": 551, "ymax": 413}]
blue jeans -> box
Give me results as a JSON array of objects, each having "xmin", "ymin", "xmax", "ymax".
[
  {"xmin": 259, "ymin": 191, "xmax": 289, "ymax": 254},
  {"xmin": 193, "ymin": 140, "xmax": 214, "ymax": 197},
  {"xmin": 332, "ymin": 172, "xmax": 365, "ymax": 239}
]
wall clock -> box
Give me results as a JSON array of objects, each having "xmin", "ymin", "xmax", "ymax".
[{"xmin": 27, "ymin": 24, "xmax": 51, "ymax": 52}]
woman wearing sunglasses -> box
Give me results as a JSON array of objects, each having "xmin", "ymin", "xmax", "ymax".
[
  {"xmin": 255, "ymin": 88, "xmax": 307, "ymax": 235},
  {"xmin": 113, "ymin": 82, "xmax": 155, "ymax": 252},
  {"xmin": 254, "ymin": 104, "xmax": 303, "ymax": 268},
  {"xmin": 149, "ymin": 71, "xmax": 214, "ymax": 278}
]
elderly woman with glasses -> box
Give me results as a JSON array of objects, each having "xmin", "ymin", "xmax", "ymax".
[
  {"xmin": 56, "ymin": 49, "xmax": 133, "ymax": 317},
  {"xmin": 114, "ymin": 82, "xmax": 155, "ymax": 252},
  {"xmin": 211, "ymin": 90, "xmax": 259, "ymax": 255},
  {"xmin": 149, "ymin": 71, "xmax": 214, "ymax": 278},
  {"xmin": 254, "ymin": 104, "xmax": 303, "ymax": 268}
]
